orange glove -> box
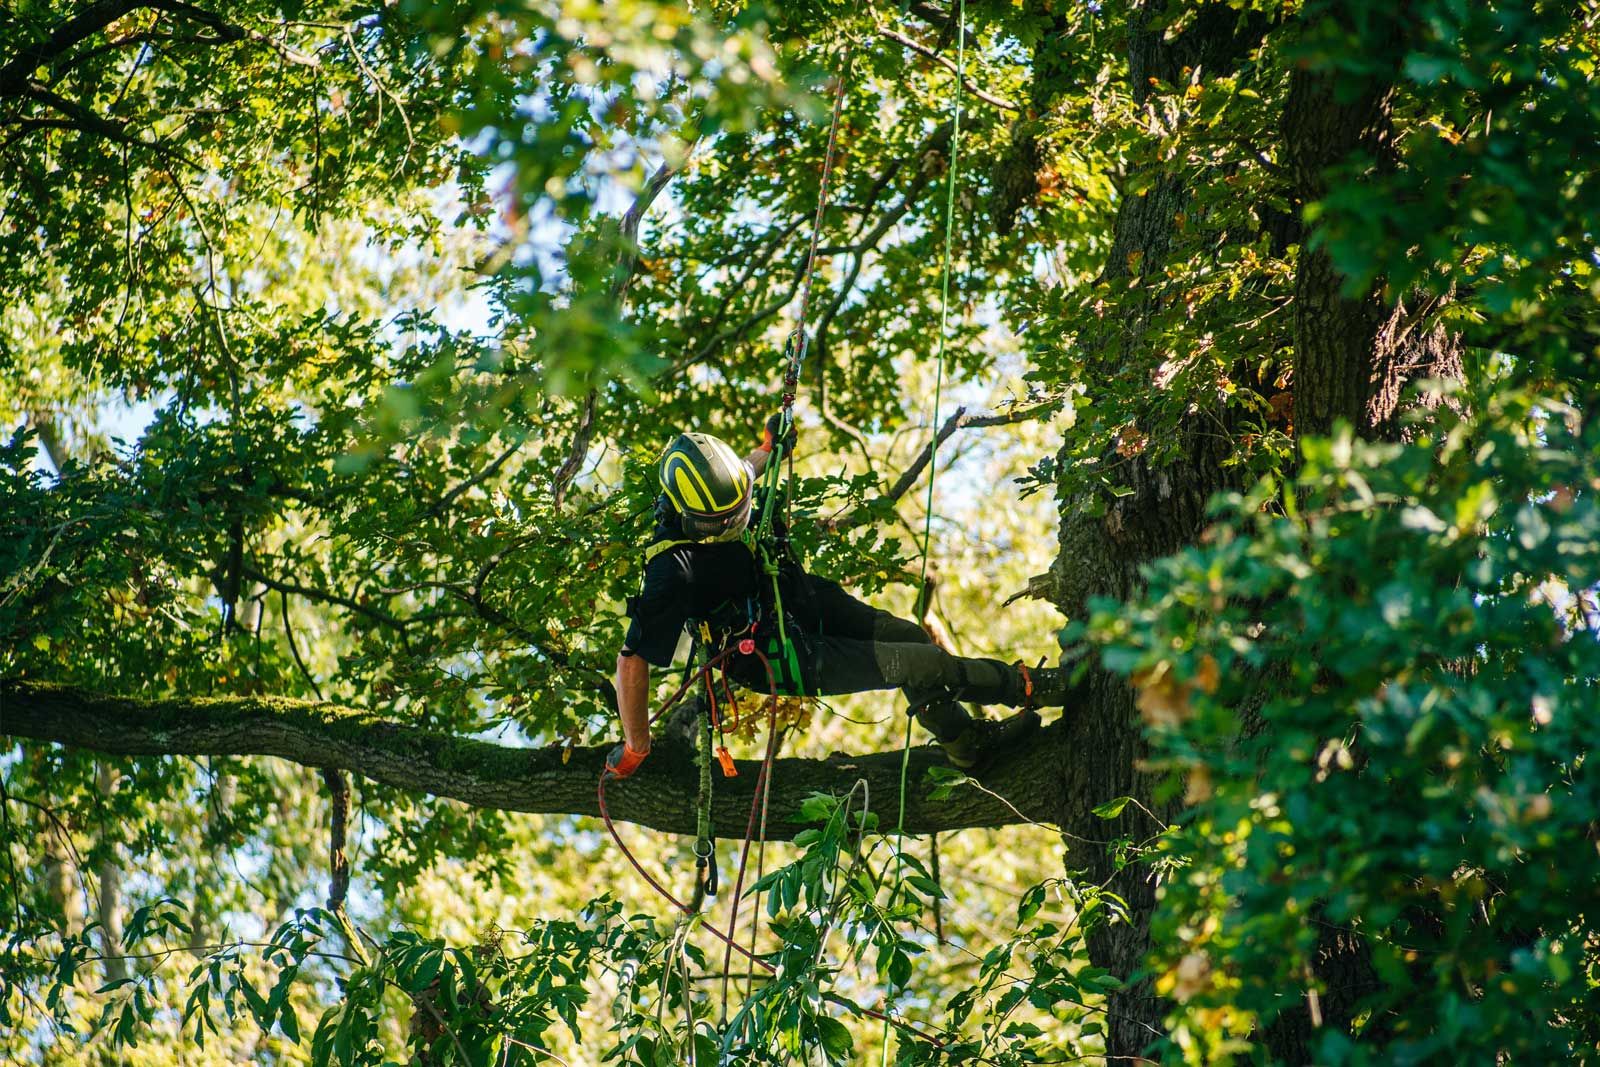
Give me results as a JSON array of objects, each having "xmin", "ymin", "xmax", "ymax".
[
  {"xmin": 759, "ymin": 411, "xmax": 797, "ymax": 454},
  {"xmin": 605, "ymin": 742, "xmax": 648, "ymax": 779}
]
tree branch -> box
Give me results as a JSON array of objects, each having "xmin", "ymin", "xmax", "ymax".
[
  {"xmin": 1, "ymin": 681, "xmax": 1062, "ymax": 840},
  {"xmin": 425, "ymin": 437, "xmax": 522, "ymax": 519},
  {"xmin": 0, "ymin": 0, "xmax": 318, "ymax": 101},
  {"xmin": 876, "ymin": 27, "xmax": 1019, "ymax": 112},
  {"xmin": 906, "ymin": 2, "xmax": 956, "ymax": 34},
  {"xmin": 551, "ymin": 152, "xmax": 689, "ymax": 511},
  {"xmin": 826, "ymin": 401, "xmax": 1057, "ymax": 532},
  {"xmin": 0, "ymin": 0, "xmax": 146, "ymax": 95},
  {"xmin": 15, "ymin": 84, "xmax": 154, "ymax": 150},
  {"xmin": 143, "ymin": 0, "xmax": 324, "ymax": 68},
  {"xmin": 241, "ymin": 564, "xmax": 407, "ymax": 632}
]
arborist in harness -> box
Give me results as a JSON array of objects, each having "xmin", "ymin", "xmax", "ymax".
[{"xmin": 605, "ymin": 416, "xmax": 1075, "ymax": 780}]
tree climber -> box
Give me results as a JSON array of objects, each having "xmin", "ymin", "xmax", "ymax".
[{"xmin": 605, "ymin": 417, "xmax": 1074, "ymax": 779}]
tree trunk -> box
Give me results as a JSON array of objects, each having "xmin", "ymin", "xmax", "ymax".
[
  {"xmin": 1042, "ymin": 3, "xmax": 1467, "ymax": 1057},
  {"xmin": 1043, "ymin": 4, "xmax": 1272, "ymax": 1055},
  {"xmin": 1262, "ymin": 22, "xmax": 1462, "ymax": 1060}
]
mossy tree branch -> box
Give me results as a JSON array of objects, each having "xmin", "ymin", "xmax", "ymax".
[{"xmin": 0, "ymin": 681, "xmax": 1064, "ymax": 840}]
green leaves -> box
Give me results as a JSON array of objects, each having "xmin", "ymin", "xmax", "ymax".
[
  {"xmin": 1090, "ymin": 796, "xmax": 1132, "ymax": 820},
  {"xmin": 4, "ymin": 0, "xmax": 1596, "ymax": 1062},
  {"xmin": 816, "ymin": 1014, "xmax": 854, "ymax": 1061},
  {"xmin": 1089, "ymin": 388, "xmax": 1600, "ymax": 1061}
]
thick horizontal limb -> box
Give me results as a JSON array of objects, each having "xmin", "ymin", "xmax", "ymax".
[{"xmin": 0, "ymin": 681, "xmax": 1063, "ymax": 840}]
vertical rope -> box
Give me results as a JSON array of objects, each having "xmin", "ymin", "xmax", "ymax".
[
  {"xmin": 917, "ymin": 15, "xmax": 964, "ymax": 600},
  {"xmin": 885, "ymin": 4, "xmax": 965, "ymax": 1063}
]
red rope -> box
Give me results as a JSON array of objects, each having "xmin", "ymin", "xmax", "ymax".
[
  {"xmin": 596, "ymin": 648, "xmax": 959, "ymax": 1059},
  {"xmin": 721, "ymin": 696, "xmax": 783, "ymax": 1006},
  {"xmin": 597, "ymin": 646, "xmax": 777, "ymax": 972}
]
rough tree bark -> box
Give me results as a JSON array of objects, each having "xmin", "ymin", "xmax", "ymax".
[
  {"xmin": 1262, "ymin": 15, "xmax": 1462, "ymax": 1060},
  {"xmin": 1042, "ymin": 6, "xmax": 1275, "ymax": 1055},
  {"xmin": 1041, "ymin": 3, "xmax": 1465, "ymax": 1060}
]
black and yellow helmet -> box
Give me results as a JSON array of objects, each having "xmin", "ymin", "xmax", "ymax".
[{"xmin": 658, "ymin": 432, "xmax": 754, "ymax": 541}]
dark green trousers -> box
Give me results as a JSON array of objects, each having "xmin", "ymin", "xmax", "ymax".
[{"xmin": 726, "ymin": 575, "xmax": 1026, "ymax": 740}]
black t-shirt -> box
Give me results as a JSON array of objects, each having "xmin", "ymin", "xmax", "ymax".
[{"xmin": 622, "ymin": 522, "xmax": 767, "ymax": 667}]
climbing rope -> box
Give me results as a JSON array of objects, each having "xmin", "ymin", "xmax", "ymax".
[
  {"xmin": 595, "ymin": 647, "xmax": 958, "ymax": 1060},
  {"xmin": 595, "ymin": 24, "xmax": 983, "ymax": 1062},
  {"xmin": 691, "ymin": 48, "xmax": 861, "ymax": 994},
  {"xmin": 783, "ymin": 46, "xmax": 855, "ymax": 410},
  {"xmin": 885, "ymin": 2, "xmax": 966, "ymax": 1061},
  {"xmin": 596, "ymin": 645, "xmax": 778, "ymax": 953}
]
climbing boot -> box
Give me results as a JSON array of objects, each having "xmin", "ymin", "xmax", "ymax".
[
  {"xmin": 939, "ymin": 709, "xmax": 1041, "ymax": 773},
  {"xmin": 1015, "ymin": 662, "xmax": 1077, "ymax": 708},
  {"xmin": 909, "ymin": 692, "xmax": 974, "ymax": 742}
]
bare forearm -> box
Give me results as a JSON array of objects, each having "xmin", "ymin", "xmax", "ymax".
[
  {"xmin": 615, "ymin": 652, "xmax": 651, "ymax": 752},
  {"xmin": 746, "ymin": 446, "xmax": 770, "ymax": 477}
]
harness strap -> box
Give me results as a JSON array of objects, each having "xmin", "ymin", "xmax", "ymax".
[
  {"xmin": 643, "ymin": 535, "xmax": 792, "ymax": 663},
  {"xmin": 756, "ymin": 542, "xmax": 808, "ymax": 695}
]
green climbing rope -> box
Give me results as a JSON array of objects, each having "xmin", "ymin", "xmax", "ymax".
[{"xmin": 886, "ymin": 2, "xmax": 965, "ymax": 1060}]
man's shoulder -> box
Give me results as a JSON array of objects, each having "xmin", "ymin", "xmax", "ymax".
[
  {"xmin": 642, "ymin": 533, "xmax": 698, "ymax": 565},
  {"xmin": 637, "ymin": 534, "xmax": 707, "ymax": 594},
  {"xmin": 640, "ymin": 533, "xmax": 757, "ymax": 582}
]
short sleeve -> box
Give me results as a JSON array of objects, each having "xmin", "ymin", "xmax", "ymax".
[{"xmin": 622, "ymin": 555, "xmax": 690, "ymax": 667}]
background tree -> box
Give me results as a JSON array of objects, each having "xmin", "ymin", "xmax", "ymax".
[{"xmin": 3, "ymin": 0, "xmax": 1597, "ymax": 1064}]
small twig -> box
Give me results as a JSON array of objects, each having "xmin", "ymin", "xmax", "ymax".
[
  {"xmin": 144, "ymin": 0, "xmax": 324, "ymax": 66},
  {"xmin": 343, "ymin": 26, "xmax": 410, "ymax": 163},
  {"xmin": 426, "ymin": 438, "xmax": 522, "ymax": 518},
  {"xmin": 826, "ymin": 401, "xmax": 1057, "ymax": 531},
  {"xmin": 245, "ymin": 565, "xmax": 406, "ymax": 632},
  {"xmin": 550, "ymin": 392, "xmax": 599, "ymax": 513},
  {"xmin": 502, "ymin": 1038, "xmax": 576, "ymax": 1066},
  {"xmin": 279, "ymin": 589, "xmax": 324, "ymax": 700},
  {"xmin": 4, "ymin": 792, "xmax": 98, "ymax": 918},
  {"xmin": 15, "ymin": 84, "xmax": 194, "ymax": 164},
  {"xmin": 552, "ymin": 152, "xmax": 691, "ymax": 510}
]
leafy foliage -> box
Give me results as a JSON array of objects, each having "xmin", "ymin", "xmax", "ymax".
[
  {"xmin": 1088, "ymin": 390, "xmax": 1600, "ymax": 1062},
  {"xmin": 3, "ymin": 0, "xmax": 1598, "ymax": 1062}
]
